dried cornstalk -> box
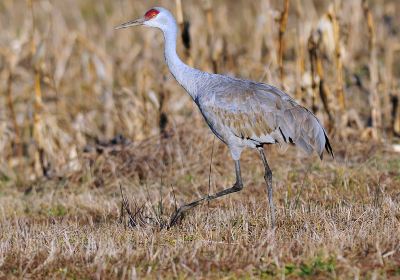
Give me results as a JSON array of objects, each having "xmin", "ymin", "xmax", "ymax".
[
  {"xmin": 294, "ymin": 0, "xmax": 305, "ymax": 99},
  {"xmin": 29, "ymin": 0, "xmax": 47, "ymax": 176},
  {"xmin": 175, "ymin": 0, "xmax": 184, "ymax": 27},
  {"xmin": 5, "ymin": 70, "xmax": 22, "ymax": 158},
  {"xmin": 308, "ymin": 31, "xmax": 334, "ymax": 129},
  {"xmin": 202, "ymin": 0, "xmax": 217, "ymax": 73},
  {"xmin": 54, "ymin": 34, "xmax": 77, "ymax": 88},
  {"xmin": 175, "ymin": 0, "xmax": 192, "ymax": 66},
  {"xmin": 278, "ymin": 0, "xmax": 289, "ymax": 86},
  {"xmin": 77, "ymin": 34, "xmax": 115, "ymax": 139},
  {"xmin": 386, "ymin": 44, "xmax": 400, "ymax": 135},
  {"xmin": 308, "ymin": 34, "xmax": 318, "ymax": 112},
  {"xmin": 394, "ymin": 89, "xmax": 400, "ymax": 136},
  {"xmin": 383, "ymin": 42, "xmax": 393, "ymax": 134},
  {"xmin": 252, "ymin": 8, "xmax": 264, "ymax": 62},
  {"xmin": 138, "ymin": 68, "xmax": 150, "ymax": 138},
  {"xmin": 328, "ymin": 7, "xmax": 345, "ymax": 110},
  {"xmin": 158, "ymin": 77, "xmax": 169, "ymax": 137},
  {"xmin": 316, "ymin": 52, "xmax": 334, "ymax": 127},
  {"xmin": 363, "ymin": 0, "xmax": 381, "ymax": 139},
  {"xmin": 157, "ymin": 76, "xmax": 170, "ymax": 166},
  {"xmin": 33, "ymin": 68, "xmax": 48, "ymax": 176}
]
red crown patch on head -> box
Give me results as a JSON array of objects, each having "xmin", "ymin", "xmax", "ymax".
[{"xmin": 144, "ymin": 9, "xmax": 159, "ymax": 20}]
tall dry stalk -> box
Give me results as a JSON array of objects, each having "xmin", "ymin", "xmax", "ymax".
[
  {"xmin": 308, "ymin": 31, "xmax": 334, "ymax": 129},
  {"xmin": 158, "ymin": 78, "xmax": 169, "ymax": 137},
  {"xmin": 137, "ymin": 70, "xmax": 149, "ymax": 139},
  {"xmin": 346, "ymin": 0, "xmax": 363, "ymax": 65},
  {"xmin": 316, "ymin": 49, "xmax": 334, "ymax": 129},
  {"xmin": 328, "ymin": 6, "xmax": 345, "ymax": 110},
  {"xmin": 386, "ymin": 43, "xmax": 400, "ymax": 135},
  {"xmin": 294, "ymin": 0, "xmax": 306, "ymax": 100},
  {"xmin": 363, "ymin": 0, "xmax": 381, "ymax": 139},
  {"xmin": 252, "ymin": 2, "xmax": 266, "ymax": 63},
  {"xmin": 158, "ymin": 76, "xmax": 170, "ymax": 167},
  {"xmin": 29, "ymin": 0, "xmax": 47, "ymax": 176},
  {"xmin": 175, "ymin": 0, "xmax": 184, "ymax": 30},
  {"xmin": 77, "ymin": 34, "xmax": 115, "ymax": 140},
  {"xmin": 259, "ymin": 0, "xmax": 278, "ymax": 69},
  {"xmin": 175, "ymin": 0, "xmax": 192, "ymax": 66},
  {"xmin": 308, "ymin": 34, "xmax": 318, "ymax": 113},
  {"xmin": 202, "ymin": 0, "xmax": 217, "ymax": 73},
  {"xmin": 383, "ymin": 42, "xmax": 394, "ymax": 134},
  {"xmin": 5, "ymin": 69, "xmax": 22, "ymax": 159},
  {"xmin": 278, "ymin": 0, "xmax": 289, "ymax": 87},
  {"xmin": 395, "ymin": 89, "xmax": 400, "ymax": 136}
]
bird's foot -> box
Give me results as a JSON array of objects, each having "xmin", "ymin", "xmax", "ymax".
[
  {"xmin": 168, "ymin": 197, "xmax": 207, "ymax": 228},
  {"xmin": 168, "ymin": 208, "xmax": 185, "ymax": 228}
]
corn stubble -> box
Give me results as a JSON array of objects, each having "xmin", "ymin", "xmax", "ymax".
[{"xmin": 0, "ymin": 0, "xmax": 399, "ymax": 278}]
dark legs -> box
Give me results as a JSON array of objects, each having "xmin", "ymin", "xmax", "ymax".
[
  {"xmin": 169, "ymin": 151, "xmax": 275, "ymax": 229},
  {"xmin": 258, "ymin": 147, "xmax": 276, "ymax": 228},
  {"xmin": 169, "ymin": 160, "xmax": 243, "ymax": 226}
]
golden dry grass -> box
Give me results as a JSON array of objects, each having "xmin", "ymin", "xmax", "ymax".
[
  {"xmin": 0, "ymin": 0, "xmax": 400, "ymax": 279},
  {"xmin": 1, "ymin": 136, "xmax": 400, "ymax": 278}
]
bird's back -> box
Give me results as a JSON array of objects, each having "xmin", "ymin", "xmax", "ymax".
[{"xmin": 196, "ymin": 74, "xmax": 333, "ymax": 159}]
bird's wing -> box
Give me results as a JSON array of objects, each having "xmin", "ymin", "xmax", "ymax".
[{"xmin": 201, "ymin": 78, "xmax": 333, "ymax": 158}]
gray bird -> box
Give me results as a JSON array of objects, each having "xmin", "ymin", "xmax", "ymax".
[{"xmin": 115, "ymin": 7, "xmax": 333, "ymax": 228}]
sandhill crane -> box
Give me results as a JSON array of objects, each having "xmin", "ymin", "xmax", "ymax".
[{"xmin": 115, "ymin": 7, "xmax": 333, "ymax": 228}]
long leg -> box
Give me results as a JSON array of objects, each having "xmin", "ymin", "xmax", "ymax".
[
  {"xmin": 258, "ymin": 147, "xmax": 276, "ymax": 228},
  {"xmin": 169, "ymin": 160, "xmax": 243, "ymax": 227}
]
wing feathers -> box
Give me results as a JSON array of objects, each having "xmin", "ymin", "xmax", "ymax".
[
  {"xmin": 200, "ymin": 79, "xmax": 333, "ymax": 158},
  {"xmin": 279, "ymin": 106, "xmax": 333, "ymax": 159}
]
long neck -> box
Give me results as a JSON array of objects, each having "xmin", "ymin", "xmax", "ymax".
[{"xmin": 162, "ymin": 24, "xmax": 201, "ymax": 100}]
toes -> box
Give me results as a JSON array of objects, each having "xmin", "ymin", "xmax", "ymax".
[{"xmin": 169, "ymin": 210, "xmax": 183, "ymax": 227}]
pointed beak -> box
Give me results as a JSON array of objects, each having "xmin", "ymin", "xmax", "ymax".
[{"xmin": 114, "ymin": 18, "xmax": 145, "ymax": 30}]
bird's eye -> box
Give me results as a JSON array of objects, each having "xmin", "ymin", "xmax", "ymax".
[{"xmin": 144, "ymin": 9, "xmax": 159, "ymax": 20}]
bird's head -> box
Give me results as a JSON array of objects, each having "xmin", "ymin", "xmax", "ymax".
[{"xmin": 115, "ymin": 7, "xmax": 175, "ymax": 31}]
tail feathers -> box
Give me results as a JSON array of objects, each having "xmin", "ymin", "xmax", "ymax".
[
  {"xmin": 308, "ymin": 120, "xmax": 334, "ymax": 160},
  {"xmin": 321, "ymin": 130, "xmax": 334, "ymax": 160},
  {"xmin": 279, "ymin": 107, "xmax": 333, "ymax": 160}
]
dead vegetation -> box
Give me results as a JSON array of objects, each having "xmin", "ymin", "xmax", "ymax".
[{"xmin": 0, "ymin": 0, "xmax": 400, "ymax": 278}]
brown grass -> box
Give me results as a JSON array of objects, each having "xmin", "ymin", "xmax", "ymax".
[
  {"xmin": 0, "ymin": 0, "xmax": 400, "ymax": 278},
  {"xmin": 1, "ymin": 135, "xmax": 400, "ymax": 278}
]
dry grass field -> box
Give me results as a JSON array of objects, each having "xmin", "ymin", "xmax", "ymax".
[{"xmin": 0, "ymin": 0, "xmax": 400, "ymax": 279}]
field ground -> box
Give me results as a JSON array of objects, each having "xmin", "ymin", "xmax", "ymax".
[
  {"xmin": 1, "ymin": 0, "xmax": 400, "ymax": 278},
  {"xmin": 1, "ymin": 132, "xmax": 400, "ymax": 279}
]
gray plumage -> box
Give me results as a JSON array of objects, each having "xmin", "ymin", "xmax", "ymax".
[
  {"xmin": 115, "ymin": 7, "xmax": 333, "ymax": 228},
  {"xmin": 195, "ymin": 73, "xmax": 333, "ymax": 160}
]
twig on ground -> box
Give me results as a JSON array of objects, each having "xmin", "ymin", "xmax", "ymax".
[{"xmin": 119, "ymin": 183, "xmax": 138, "ymax": 228}]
